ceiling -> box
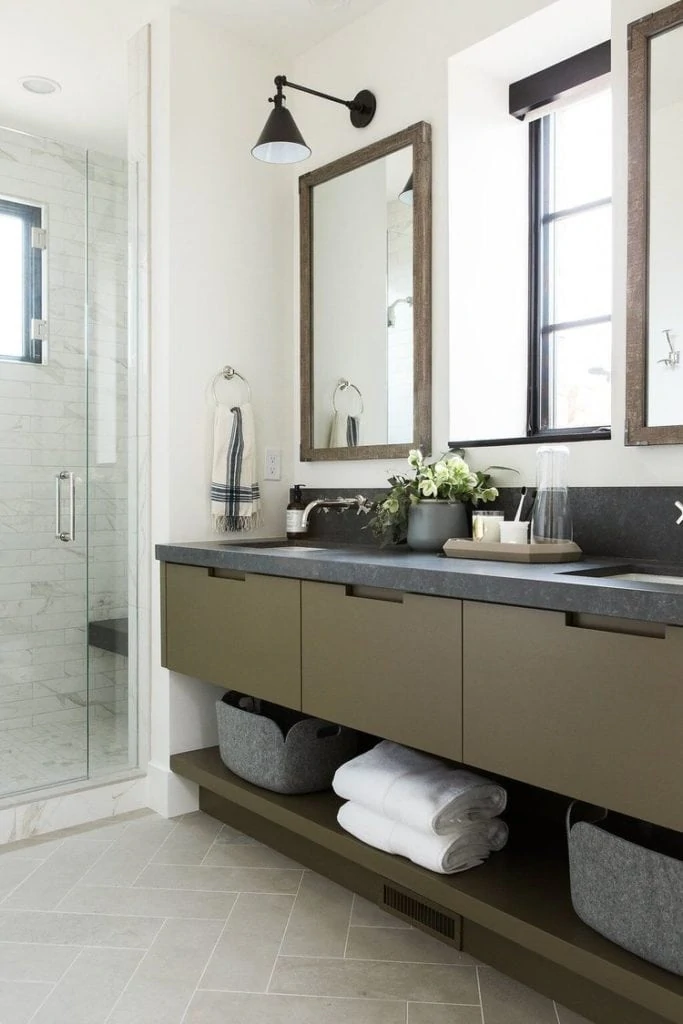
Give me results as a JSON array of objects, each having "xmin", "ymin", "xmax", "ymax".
[
  {"xmin": 177, "ymin": 0, "xmax": 389, "ymax": 59},
  {"xmin": 0, "ymin": 0, "xmax": 388, "ymax": 157}
]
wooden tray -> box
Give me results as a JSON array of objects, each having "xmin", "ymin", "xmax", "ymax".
[{"xmin": 442, "ymin": 538, "xmax": 583, "ymax": 563}]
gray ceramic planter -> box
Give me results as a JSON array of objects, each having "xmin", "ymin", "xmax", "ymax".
[{"xmin": 407, "ymin": 500, "xmax": 469, "ymax": 552}]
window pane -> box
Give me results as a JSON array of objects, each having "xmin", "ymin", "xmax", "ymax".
[
  {"xmin": 550, "ymin": 321, "xmax": 611, "ymax": 429},
  {"xmin": 552, "ymin": 89, "xmax": 612, "ymax": 210},
  {"xmin": 549, "ymin": 204, "xmax": 611, "ymax": 324},
  {"xmin": 0, "ymin": 213, "xmax": 25, "ymax": 358}
]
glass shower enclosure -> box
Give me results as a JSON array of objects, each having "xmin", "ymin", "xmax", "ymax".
[{"xmin": 0, "ymin": 125, "xmax": 138, "ymax": 798}]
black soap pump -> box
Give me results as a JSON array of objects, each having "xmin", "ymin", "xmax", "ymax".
[{"xmin": 287, "ymin": 485, "xmax": 307, "ymax": 539}]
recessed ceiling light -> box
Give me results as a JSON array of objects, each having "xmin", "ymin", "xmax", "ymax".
[
  {"xmin": 308, "ymin": 0, "xmax": 350, "ymax": 10},
  {"xmin": 19, "ymin": 76, "xmax": 61, "ymax": 95}
]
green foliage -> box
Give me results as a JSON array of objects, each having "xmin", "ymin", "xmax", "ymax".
[{"xmin": 369, "ymin": 449, "xmax": 502, "ymax": 546}]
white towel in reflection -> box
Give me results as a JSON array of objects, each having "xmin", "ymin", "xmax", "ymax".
[
  {"xmin": 337, "ymin": 802, "xmax": 508, "ymax": 874},
  {"xmin": 328, "ymin": 412, "xmax": 360, "ymax": 447},
  {"xmin": 332, "ymin": 740, "xmax": 507, "ymax": 834}
]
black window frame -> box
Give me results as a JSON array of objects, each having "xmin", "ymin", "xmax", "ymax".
[
  {"xmin": 449, "ymin": 41, "xmax": 612, "ymax": 451},
  {"xmin": 0, "ymin": 196, "xmax": 44, "ymax": 365},
  {"xmin": 527, "ymin": 110, "xmax": 612, "ymax": 436}
]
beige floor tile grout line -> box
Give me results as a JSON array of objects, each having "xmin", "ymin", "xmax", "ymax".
[
  {"xmin": 177, "ymin": 892, "xmax": 242, "ymax": 1024},
  {"xmin": 343, "ymin": 892, "xmax": 355, "ymax": 958},
  {"xmin": 277, "ymin": 953, "xmax": 478, "ymax": 968},
  {"xmin": 198, "ymin": 822, "xmax": 230, "ymax": 866},
  {"xmin": 0, "ymin": 831, "xmax": 114, "ymax": 910},
  {"xmin": 49, "ymin": 838, "xmax": 120, "ymax": 912},
  {"xmin": 126, "ymin": 819, "xmax": 182, "ymax": 887},
  {"xmin": 265, "ymin": 870, "xmax": 305, "ymax": 995},
  {"xmin": 476, "ymin": 964, "xmax": 485, "ymax": 1024},
  {"xmin": 553, "ymin": 999, "xmax": 562, "ymax": 1024},
  {"xmin": 196, "ymin": 988, "xmax": 481, "ymax": 1005},
  {"xmin": 101, "ymin": 916, "xmax": 168, "ymax": 1024},
  {"xmin": 26, "ymin": 945, "xmax": 86, "ymax": 1024}
]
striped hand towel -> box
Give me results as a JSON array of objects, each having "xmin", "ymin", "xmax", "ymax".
[
  {"xmin": 211, "ymin": 402, "xmax": 262, "ymax": 532},
  {"xmin": 328, "ymin": 412, "xmax": 360, "ymax": 448}
]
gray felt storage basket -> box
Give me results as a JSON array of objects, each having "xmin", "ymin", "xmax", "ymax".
[
  {"xmin": 567, "ymin": 806, "xmax": 683, "ymax": 976},
  {"xmin": 216, "ymin": 692, "xmax": 358, "ymax": 795}
]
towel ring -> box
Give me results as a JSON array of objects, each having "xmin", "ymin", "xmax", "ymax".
[
  {"xmin": 333, "ymin": 379, "xmax": 364, "ymax": 415},
  {"xmin": 212, "ymin": 366, "xmax": 252, "ymax": 406}
]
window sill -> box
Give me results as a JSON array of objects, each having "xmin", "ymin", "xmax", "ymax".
[{"xmin": 449, "ymin": 429, "xmax": 611, "ymax": 449}]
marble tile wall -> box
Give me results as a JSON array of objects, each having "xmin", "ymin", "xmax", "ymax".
[
  {"xmin": 0, "ymin": 128, "xmax": 129, "ymax": 773},
  {"xmin": 0, "ymin": 127, "xmax": 89, "ymax": 746}
]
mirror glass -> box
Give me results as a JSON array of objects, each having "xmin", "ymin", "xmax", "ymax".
[
  {"xmin": 300, "ymin": 122, "xmax": 431, "ymax": 461},
  {"xmin": 647, "ymin": 24, "xmax": 683, "ymax": 427},
  {"xmin": 312, "ymin": 147, "xmax": 413, "ymax": 449}
]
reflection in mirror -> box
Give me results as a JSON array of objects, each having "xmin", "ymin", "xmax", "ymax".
[
  {"xmin": 300, "ymin": 122, "xmax": 431, "ymax": 462},
  {"xmin": 647, "ymin": 25, "xmax": 683, "ymax": 426},
  {"xmin": 312, "ymin": 148, "xmax": 413, "ymax": 449},
  {"xmin": 627, "ymin": 0, "xmax": 683, "ymax": 444}
]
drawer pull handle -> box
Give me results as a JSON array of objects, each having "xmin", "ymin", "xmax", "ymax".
[
  {"xmin": 565, "ymin": 612, "xmax": 665, "ymax": 639},
  {"xmin": 345, "ymin": 585, "xmax": 404, "ymax": 604},
  {"xmin": 210, "ymin": 568, "xmax": 246, "ymax": 582}
]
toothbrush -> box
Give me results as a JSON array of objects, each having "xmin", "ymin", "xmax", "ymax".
[{"xmin": 514, "ymin": 486, "xmax": 527, "ymax": 522}]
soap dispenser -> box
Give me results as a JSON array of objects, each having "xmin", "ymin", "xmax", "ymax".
[{"xmin": 286, "ymin": 485, "xmax": 307, "ymax": 539}]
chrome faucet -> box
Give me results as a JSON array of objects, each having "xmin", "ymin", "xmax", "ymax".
[{"xmin": 301, "ymin": 494, "xmax": 372, "ymax": 531}]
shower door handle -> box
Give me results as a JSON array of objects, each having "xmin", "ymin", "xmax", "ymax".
[{"xmin": 55, "ymin": 471, "xmax": 76, "ymax": 542}]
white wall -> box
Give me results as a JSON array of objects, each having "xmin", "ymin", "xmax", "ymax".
[
  {"xmin": 148, "ymin": 9, "xmax": 293, "ymax": 813},
  {"xmin": 289, "ymin": 0, "xmax": 683, "ymax": 488}
]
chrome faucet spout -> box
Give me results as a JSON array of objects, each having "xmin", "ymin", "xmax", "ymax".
[{"xmin": 300, "ymin": 494, "xmax": 371, "ymax": 531}]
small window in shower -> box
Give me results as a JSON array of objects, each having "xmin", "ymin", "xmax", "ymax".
[{"xmin": 0, "ymin": 196, "xmax": 44, "ymax": 363}]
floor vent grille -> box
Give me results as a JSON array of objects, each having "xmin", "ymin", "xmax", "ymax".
[{"xmin": 382, "ymin": 884, "xmax": 458, "ymax": 940}]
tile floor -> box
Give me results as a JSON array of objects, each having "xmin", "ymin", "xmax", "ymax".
[{"xmin": 0, "ymin": 810, "xmax": 592, "ymax": 1024}]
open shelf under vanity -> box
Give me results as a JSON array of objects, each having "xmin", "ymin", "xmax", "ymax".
[{"xmin": 171, "ymin": 746, "xmax": 682, "ymax": 1024}]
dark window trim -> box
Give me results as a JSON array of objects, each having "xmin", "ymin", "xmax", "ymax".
[
  {"xmin": 509, "ymin": 40, "xmax": 611, "ymax": 120},
  {"xmin": 448, "ymin": 428, "xmax": 612, "ymax": 450},
  {"xmin": 0, "ymin": 197, "xmax": 43, "ymax": 364}
]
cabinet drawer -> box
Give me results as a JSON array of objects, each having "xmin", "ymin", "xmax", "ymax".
[
  {"xmin": 463, "ymin": 601, "xmax": 683, "ymax": 830},
  {"xmin": 162, "ymin": 563, "xmax": 301, "ymax": 710},
  {"xmin": 302, "ymin": 581, "xmax": 462, "ymax": 760}
]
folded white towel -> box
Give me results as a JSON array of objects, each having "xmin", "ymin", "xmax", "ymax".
[
  {"xmin": 211, "ymin": 402, "xmax": 261, "ymax": 532},
  {"xmin": 332, "ymin": 741, "xmax": 507, "ymax": 834},
  {"xmin": 338, "ymin": 802, "xmax": 508, "ymax": 874}
]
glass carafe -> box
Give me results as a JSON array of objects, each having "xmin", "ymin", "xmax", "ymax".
[{"xmin": 531, "ymin": 445, "xmax": 573, "ymax": 543}]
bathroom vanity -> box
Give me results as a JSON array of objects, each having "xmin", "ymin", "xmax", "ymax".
[{"xmin": 157, "ymin": 541, "xmax": 683, "ymax": 1024}]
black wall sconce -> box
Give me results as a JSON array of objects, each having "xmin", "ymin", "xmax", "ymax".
[
  {"xmin": 399, "ymin": 173, "xmax": 413, "ymax": 205},
  {"xmin": 252, "ymin": 75, "xmax": 377, "ymax": 164}
]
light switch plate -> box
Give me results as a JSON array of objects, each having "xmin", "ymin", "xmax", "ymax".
[{"xmin": 264, "ymin": 448, "xmax": 281, "ymax": 481}]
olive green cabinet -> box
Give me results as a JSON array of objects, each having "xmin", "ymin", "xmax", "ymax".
[
  {"xmin": 162, "ymin": 563, "xmax": 301, "ymax": 710},
  {"xmin": 463, "ymin": 601, "xmax": 683, "ymax": 831},
  {"xmin": 301, "ymin": 581, "xmax": 462, "ymax": 760}
]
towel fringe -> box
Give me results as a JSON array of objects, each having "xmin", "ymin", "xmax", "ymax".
[{"xmin": 212, "ymin": 512, "xmax": 262, "ymax": 533}]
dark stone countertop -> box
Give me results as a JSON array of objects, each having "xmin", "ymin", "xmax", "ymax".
[{"xmin": 155, "ymin": 540, "xmax": 683, "ymax": 625}]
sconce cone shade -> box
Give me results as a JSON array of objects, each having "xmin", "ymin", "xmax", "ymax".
[
  {"xmin": 399, "ymin": 173, "xmax": 414, "ymax": 205},
  {"xmin": 252, "ymin": 104, "xmax": 312, "ymax": 164}
]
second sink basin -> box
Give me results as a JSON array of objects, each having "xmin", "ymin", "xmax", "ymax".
[
  {"xmin": 563, "ymin": 564, "xmax": 683, "ymax": 586},
  {"xmin": 608, "ymin": 572, "xmax": 683, "ymax": 586}
]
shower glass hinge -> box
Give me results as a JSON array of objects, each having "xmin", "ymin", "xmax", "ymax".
[
  {"xmin": 31, "ymin": 226, "xmax": 47, "ymax": 250},
  {"xmin": 31, "ymin": 319, "xmax": 48, "ymax": 342}
]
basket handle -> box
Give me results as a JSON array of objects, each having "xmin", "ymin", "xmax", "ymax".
[{"xmin": 566, "ymin": 800, "xmax": 609, "ymax": 839}]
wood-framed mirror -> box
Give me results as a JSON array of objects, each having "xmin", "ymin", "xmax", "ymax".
[
  {"xmin": 626, "ymin": 0, "xmax": 683, "ymax": 444},
  {"xmin": 299, "ymin": 121, "xmax": 431, "ymax": 461}
]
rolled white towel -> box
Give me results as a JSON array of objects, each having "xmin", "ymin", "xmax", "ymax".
[
  {"xmin": 337, "ymin": 802, "xmax": 508, "ymax": 874},
  {"xmin": 332, "ymin": 740, "xmax": 507, "ymax": 834}
]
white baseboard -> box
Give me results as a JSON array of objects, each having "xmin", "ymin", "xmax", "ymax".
[{"xmin": 145, "ymin": 760, "xmax": 199, "ymax": 818}]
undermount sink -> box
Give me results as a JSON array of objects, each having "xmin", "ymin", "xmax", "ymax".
[
  {"xmin": 563, "ymin": 565, "xmax": 683, "ymax": 586},
  {"xmin": 606, "ymin": 572, "xmax": 683, "ymax": 586},
  {"xmin": 221, "ymin": 539, "xmax": 326, "ymax": 551}
]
